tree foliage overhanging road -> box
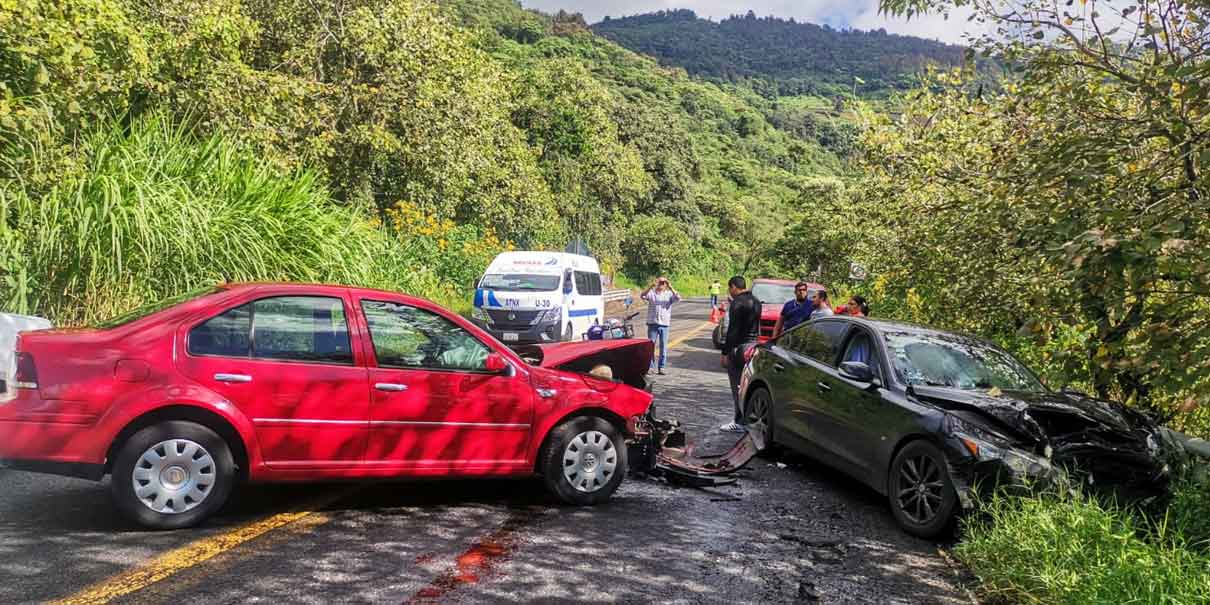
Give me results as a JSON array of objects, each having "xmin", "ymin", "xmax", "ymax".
[{"xmin": 855, "ymin": 0, "xmax": 1210, "ymax": 432}]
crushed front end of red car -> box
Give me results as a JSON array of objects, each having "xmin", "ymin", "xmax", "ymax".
[{"xmin": 517, "ymin": 338, "xmax": 763, "ymax": 486}]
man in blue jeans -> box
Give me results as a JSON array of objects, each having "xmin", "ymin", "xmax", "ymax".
[{"xmin": 641, "ymin": 276, "xmax": 681, "ymax": 375}]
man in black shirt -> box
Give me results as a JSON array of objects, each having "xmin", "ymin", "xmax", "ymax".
[{"xmin": 720, "ymin": 276, "xmax": 761, "ymax": 432}]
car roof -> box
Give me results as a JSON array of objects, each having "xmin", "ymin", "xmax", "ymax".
[
  {"xmin": 816, "ymin": 315, "xmax": 981, "ymax": 339},
  {"xmin": 218, "ymin": 282, "xmax": 430, "ymax": 304}
]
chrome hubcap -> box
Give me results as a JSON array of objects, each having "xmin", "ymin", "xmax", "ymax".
[
  {"xmin": 562, "ymin": 430, "xmax": 617, "ymax": 493},
  {"xmin": 896, "ymin": 455, "xmax": 945, "ymax": 525},
  {"xmin": 747, "ymin": 392, "xmax": 771, "ymax": 437},
  {"xmin": 133, "ymin": 439, "xmax": 216, "ymax": 514}
]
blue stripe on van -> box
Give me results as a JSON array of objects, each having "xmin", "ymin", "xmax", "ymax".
[
  {"xmin": 473, "ymin": 288, "xmax": 484, "ymax": 308},
  {"xmin": 568, "ymin": 308, "xmax": 599, "ymax": 318},
  {"xmin": 487, "ymin": 291, "xmax": 502, "ymax": 307}
]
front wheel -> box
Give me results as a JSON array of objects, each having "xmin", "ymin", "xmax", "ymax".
[
  {"xmin": 744, "ymin": 386, "xmax": 776, "ymax": 455},
  {"xmin": 887, "ymin": 440, "xmax": 958, "ymax": 539},
  {"xmin": 110, "ymin": 421, "xmax": 236, "ymax": 530},
  {"xmin": 542, "ymin": 416, "xmax": 627, "ymax": 505},
  {"xmin": 564, "ymin": 322, "xmax": 574, "ymax": 341}
]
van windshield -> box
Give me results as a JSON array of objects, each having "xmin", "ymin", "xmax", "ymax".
[{"xmin": 480, "ymin": 274, "xmax": 561, "ymax": 292}]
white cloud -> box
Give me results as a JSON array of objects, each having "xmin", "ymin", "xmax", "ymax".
[{"xmin": 519, "ymin": 1, "xmax": 987, "ymax": 44}]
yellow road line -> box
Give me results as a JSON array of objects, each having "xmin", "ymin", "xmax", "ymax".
[
  {"xmin": 668, "ymin": 319, "xmax": 714, "ymax": 350},
  {"xmin": 54, "ymin": 489, "xmax": 352, "ymax": 605}
]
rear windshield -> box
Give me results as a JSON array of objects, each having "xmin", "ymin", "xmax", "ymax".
[
  {"xmin": 479, "ymin": 274, "xmax": 561, "ymax": 292},
  {"xmin": 94, "ymin": 286, "xmax": 221, "ymax": 329}
]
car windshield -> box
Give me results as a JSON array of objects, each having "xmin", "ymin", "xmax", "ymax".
[
  {"xmin": 479, "ymin": 273, "xmax": 561, "ymax": 292},
  {"xmin": 94, "ymin": 286, "xmax": 221, "ymax": 329},
  {"xmin": 884, "ymin": 331, "xmax": 1046, "ymax": 393},
  {"xmin": 751, "ymin": 283, "xmax": 797, "ymax": 305}
]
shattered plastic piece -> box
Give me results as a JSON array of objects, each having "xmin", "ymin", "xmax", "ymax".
[
  {"xmin": 628, "ymin": 407, "xmax": 762, "ymax": 487},
  {"xmin": 776, "ymin": 462, "xmax": 788, "ymax": 469}
]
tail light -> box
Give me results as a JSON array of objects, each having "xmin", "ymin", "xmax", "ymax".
[{"xmin": 13, "ymin": 352, "xmax": 37, "ymax": 390}]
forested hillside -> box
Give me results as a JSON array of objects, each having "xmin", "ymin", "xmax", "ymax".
[
  {"xmin": 0, "ymin": 0, "xmax": 844, "ymax": 324},
  {"xmin": 592, "ymin": 9, "xmax": 968, "ymax": 97}
]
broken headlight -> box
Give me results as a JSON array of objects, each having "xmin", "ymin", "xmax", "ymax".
[{"xmin": 947, "ymin": 415, "xmax": 1054, "ymax": 477}]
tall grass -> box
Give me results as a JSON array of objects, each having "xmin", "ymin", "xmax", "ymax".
[
  {"xmin": 1, "ymin": 114, "xmax": 436, "ymax": 325},
  {"xmin": 955, "ymin": 480, "xmax": 1210, "ymax": 604}
]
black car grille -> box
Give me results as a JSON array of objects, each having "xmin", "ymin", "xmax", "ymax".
[{"xmin": 487, "ymin": 309, "xmax": 539, "ymax": 329}]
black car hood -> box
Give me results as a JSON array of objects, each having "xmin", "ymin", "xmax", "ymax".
[{"xmin": 910, "ymin": 385, "xmax": 1156, "ymax": 447}]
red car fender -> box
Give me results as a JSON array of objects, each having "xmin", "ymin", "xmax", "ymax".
[
  {"xmin": 524, "ymin": 368, "xmax": 653, "ymax": 466},
  {"xmin": 91, "ymin": 383, "xmax": 263, "ymax": 471}
]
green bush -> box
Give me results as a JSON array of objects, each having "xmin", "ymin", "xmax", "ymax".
[
  {"xmin": 1, "ymin": 113, "xmax": 434, "ymax": 326},
  {"xmin": 956, "ymin": 481, "xmax": 1210, "ymax": 604}
]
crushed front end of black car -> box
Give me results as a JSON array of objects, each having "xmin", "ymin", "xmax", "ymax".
[{"xmin": 915, "ymin": 386, "xmax": 1185, "ymax": 508}]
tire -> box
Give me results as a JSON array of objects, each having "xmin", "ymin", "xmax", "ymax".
[
  {"xmin": 744, "ymin": 386, "xmax": 777, "ymax": 456},
  {"xmin": 712, "ymin": 325, "xmax": 723, "ymax": 350},
  {"xmin": 541, "ymin": 416, "xmax": 627, "ymax": 506},
  {"xmin": 110, "ymin": 421, "xmax": 236, "ymax": 530},
  {"xmin": 887, "ymin": 440, "xmax": 958, "ymax": 539},
  {"xmin": 564, "ymin": 322, "xmax": 574, "ymax": 342}
]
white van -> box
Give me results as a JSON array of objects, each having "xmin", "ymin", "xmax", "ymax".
[{"xmin": 472, "ymin": 251, "xmax": 604, "ymax": 344}]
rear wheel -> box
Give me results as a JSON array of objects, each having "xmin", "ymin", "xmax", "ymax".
[
  {"xmin": 542, "ymin": 416, "xmax": 627, "ymax": 505},
  {"xmin": 564, "ymin": 322, "xmax": 574, "ymax": 341},
  {"xmin": 110, "ymin": 421, "xmax": 236, "ymax": 530},
  {"xmin": 712, "ymin": 325, "xmax": 723, "ymax": 349},
  {"xmin": 887, "ymin": 440, "xmax": 958, "ymax": 539}
]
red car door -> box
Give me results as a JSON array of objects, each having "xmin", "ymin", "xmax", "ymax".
[
  {"xmin": 356, "ymin": 297, "xmax": 534, "ymax": 474},
  {"xmin": 176, "ymin": 291, "xmax": 370, "ymax": 469}
]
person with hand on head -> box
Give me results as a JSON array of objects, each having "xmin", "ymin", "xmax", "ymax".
[
  {"xmin": 641, "ymin": 276, "xmax": 681, "ymax": 375},
  {"xmin": 773, "ymin": 282, "xmax": 814, "ymax": 338},
  {"xmin": 720, "ymin": 276, "xmax": 762, "ymax": 433}
]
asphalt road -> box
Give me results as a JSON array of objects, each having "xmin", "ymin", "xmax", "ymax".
[{"xmin": 0, "ymin": 299, "xmax": 974, "ymax": 604}]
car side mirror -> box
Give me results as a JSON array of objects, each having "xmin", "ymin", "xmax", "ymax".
[
  {"xmin": 839, "ymin": 361, "xmax": 874, "ymax": 384},
  {"xmin": 485, "ymin": 352, "xmax": 510, "ymax": 374}
]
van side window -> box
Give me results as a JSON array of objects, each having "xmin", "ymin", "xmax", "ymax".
[{"xmin": 574, "ymin": 271, "xmax": 602, "ymax": 296}]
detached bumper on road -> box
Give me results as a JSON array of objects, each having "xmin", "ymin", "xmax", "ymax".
[{"xmin": 628, "ymin": 408, "xmax": 763, "ymax": 487}]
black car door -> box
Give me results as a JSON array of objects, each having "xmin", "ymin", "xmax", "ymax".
[
  {"xmin": 815, "ymin": 325, "xmax": 893, "ymax": 484},
  {"xmin": 778, "ymin": 320, "xmax": 850, "ymax": 463}
]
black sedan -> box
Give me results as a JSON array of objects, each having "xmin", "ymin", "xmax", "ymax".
[{"xmin": 738, "ymin": 317, "xmax": 1180, "ymax": 538}]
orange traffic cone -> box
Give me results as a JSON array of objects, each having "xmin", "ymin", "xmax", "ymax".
[{"xmin": 709, "ymin": 306, "xmax": 722, "ymax": 324}]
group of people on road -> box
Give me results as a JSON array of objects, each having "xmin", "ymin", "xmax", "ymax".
[{"xmin": 644, "ymin": 275, "xmax": 871, "ymax": 433}]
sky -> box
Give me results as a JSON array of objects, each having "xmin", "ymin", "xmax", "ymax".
[{"xmin": 520, "ymin": 1, "xmax": 983, "ymax": 44}]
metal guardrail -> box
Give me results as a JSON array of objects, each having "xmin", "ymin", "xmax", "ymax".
[{"xmin": 603, "ymin": 288, "xmax": 632, "ymax": 303}]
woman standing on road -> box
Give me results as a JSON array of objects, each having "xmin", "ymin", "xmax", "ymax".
[{"xmin": 642, "ymin": 277, "xmax": 681, "ymax": 375}]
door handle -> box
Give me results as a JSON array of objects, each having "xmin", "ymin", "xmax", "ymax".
[
  {"xmin": 816, "ymin": 381, "xmax": 832, "ymax": 392},
  {"xmin": 214, "ymin": 373, "xmax": 252, "ymax": 383},
  {"xmin": 773, "ymin": 363, "xmax": 786, "ymax": 372},
  {"xmin": 375, "ymin": 383, "xmax": 408, "ymax": 392}
]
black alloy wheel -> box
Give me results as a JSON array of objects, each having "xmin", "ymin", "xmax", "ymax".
[
  {"xmin": 887, "ymin": 440, "xmax": 958, "ymax": 539},
  {"xmin": 744, "ymin": 387, "xmax": 775, "ymax": 453}
]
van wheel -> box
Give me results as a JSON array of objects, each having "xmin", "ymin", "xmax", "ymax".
[
  {"xmin": 564, "ymin": 323, "xmax": 574, "ymax": 341},
  {"xmin": 110, "ymin": 421, "xmax": 236, "ymax": 530},
  {"xmin": 542, "ymin": 416, "xmax": 627, "ymax": 505}
]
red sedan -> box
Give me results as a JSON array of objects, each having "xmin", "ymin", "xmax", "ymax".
[{"xmin": 0, "ymin": 283, "xmax": 653, "ymax": 529}]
